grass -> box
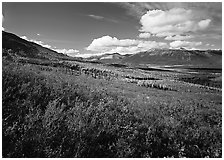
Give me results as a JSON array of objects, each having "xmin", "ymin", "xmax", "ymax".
[{"xmin": 2, "ymin": 60, "xmax": 222, "ymax": 158}]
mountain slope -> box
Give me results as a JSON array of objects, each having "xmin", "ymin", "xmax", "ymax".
[
  {"xmin": 121, "ymin": 49, "xmax": 222, "ymax": 68},
  {"xmin": 87, "ymin": 53, "xmax": 124, "ymax": 60},
  {"xmin": 2, "ymin": 31, "xmax": 68, "ymax": 60},
  {"xmin": 86, "ymin": 53, "xmax": 131, "ymax": 63}
]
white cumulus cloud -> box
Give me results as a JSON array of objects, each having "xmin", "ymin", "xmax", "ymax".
[
  {"xmin": 139, "ymin": 8, "xmax": 211, "ymax": 38},
  {"xmin": 42, "ymin": 44, "xmax": 52, "ymax": 49},
  {"xmin": 54, "ymin": 48, "xmax": 79, "ymax": 57},
  {"xmin": 86, "ymin": 35, "xmax": 168, "ymax": 54},
  {"xmin": 137, "ymin": 41, "xmax": 168, "ymax": 50},
  {"xmin": 165, "ymin": 35, "xmax": 193, "ymax": 41},
  {"xmin": 170, "ymin": 40, "xmax": 202, "ymax": 49},
  {"xmin": 21, "ymin": 36, "xmax": 49, "ymax": 47},
  {"xmin": 86, "ymin": 36, "xmax": 139, "ymax": 52},
  {"xmin": 139, "ymin": 33, "xmax": 151, "ymax": 38},
  {"xmin": 20, "ymin": 36, "xmax": 28, "ymax": 40},
  {"xmin": 198, "ymin": 19, "xmax": 211, "ymax": 29}
]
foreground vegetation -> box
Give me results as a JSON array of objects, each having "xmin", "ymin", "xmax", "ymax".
[{"xmin": 2, "ymin": 61, "xmax": 222, "ymax": 158}]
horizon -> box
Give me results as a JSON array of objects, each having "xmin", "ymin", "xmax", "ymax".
[{"xmin": 2, "ymin": 2, "xmax": 222, "ymax": 58}]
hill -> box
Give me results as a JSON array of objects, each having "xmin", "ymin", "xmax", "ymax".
[{"xmin": 2, "ymin": 31, "xmax": 71, "ymax": 61}]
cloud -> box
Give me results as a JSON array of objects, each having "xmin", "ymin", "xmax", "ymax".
[
  {"xmin": 86, "ymin": 36, "xmax": 139, "ymax": 52},
  {"xmin": 116, "ymin": 2, "xmax": 147, "ymax": 18},
  {"xmin": 30, "ymin": 39, "xmax": 52, "ymax": 49},
  {"xmin": 20, "ymin": 36, "xmax": 28, "ymax": 40},
  {"xmin": 118, "ymin": 2, "xmax": 221, "ymax": 21},
  {"xmin": 88, "ymin": 14, "xmax": 104, "ymax": 20},
  {"xmin": 54, "ymin": 49, "xmax": 79, "ymax": 57},
  {"xmin": 42, "ymin": 44, "xmax": 52, "ymax": 49},
  {"xmin": 86, "ymin": 35, "xmax": 168, "ymax": 54},
  {"xmin": 21, "ymin": 36, "xmax": 47, "ymax": 47},
  {"xmin": 75, "ymin": 52, "xmax": 106, "ymax": 58},
  {"xmin": 198, "ymin": 19, "xmax": 211, "ymax": 29},
  {"xmin": 139, "ymin": 33, "xmax": 151, "ymax": 38},
  {"xmin": 170, "ymin": 40, "xmax": 202, "ymax": 49},
  {"xmin": 137, "ymin": 41, "xmax": 168, "ymax": 50},
  {"xmin": 88, "ymin": 14, "xmax": 118, "ymax": 23},
  {"xmin": 139, "ymin": 8, "xmax": 211, "ymax": 38},
  {"xmin": 118, "ymin": 2, "xmax": 221, "ymax": 49},
  {"xmin": 2, "ymin": 14, "xmax": 5, "ymax": 31},
  {"xmin": 116, "ymin": 3, "xmax": 221, "ymax": 49},
  {"xmin": 165, "ymin": 35, "xmax": 193, "ymax": 41}
]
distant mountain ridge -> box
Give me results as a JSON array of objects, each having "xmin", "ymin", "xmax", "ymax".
[
  {"xmin": 86, "ymin": 53, "xmax": 127, "ymax": 60},
  {"xmin": 85, "ymin": 48, "xmax": 222, "ymax": 68},
  {"xmin": 121, "ymin": 49, "xmax": 222, "ymax": 68},
  {"xmin": 86, "ymin": 52, "xmax": 131, "ymax": 63}
]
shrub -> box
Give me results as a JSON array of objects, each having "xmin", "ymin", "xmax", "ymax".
[{"xmin": 2, "ymin": 62, "xmax": 222, "ymax": 158}]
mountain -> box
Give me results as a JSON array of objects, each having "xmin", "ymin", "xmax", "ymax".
[
  {"xmin": 86, "ymin": 53, "xmax": 130, "ymax": 63},
  {"xmin": 3, "ymin": 31, "xmax": 221, "ymax": 69},
  {"xmin": 2, "ymin": 31, "xmax": 70, "ymax": 61},
  {"xmin": 121, "ymin": 49, "xmax": 222, "ymax": 68}
]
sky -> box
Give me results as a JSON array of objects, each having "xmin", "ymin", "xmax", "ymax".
[{"xmin": 2, "ymin": 2, "xmax": 222, "ymax": 57}]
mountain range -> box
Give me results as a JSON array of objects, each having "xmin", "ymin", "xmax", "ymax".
[
  {"xmin": 121, "ymin": 48, "xmax": 222, "ymax": 68},
  {"xmin": 2, "ymin": 31, "xmax": 222, "ymax": 68},
  {"xmin": 87, "ymin": 49, "xmax": 222, "ymax": 68}
]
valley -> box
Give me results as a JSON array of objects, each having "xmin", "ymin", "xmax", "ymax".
[{"xmin": 2, "ymin": 31, "xmax": 222, "ymax": 158}]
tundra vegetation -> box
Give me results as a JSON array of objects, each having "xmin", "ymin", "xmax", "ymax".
[{"xmin": 2, "ymin": 56, "xmax": 222, "ymax": 158}]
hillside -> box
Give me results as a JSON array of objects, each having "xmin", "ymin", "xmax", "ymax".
[
  {"xmin": 121, "ymin": 49, "xmax": 222, "ymax": 68},
  {"xmin": 2, "ymin": 31, "xmax": 69, "ymax": 61}
]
